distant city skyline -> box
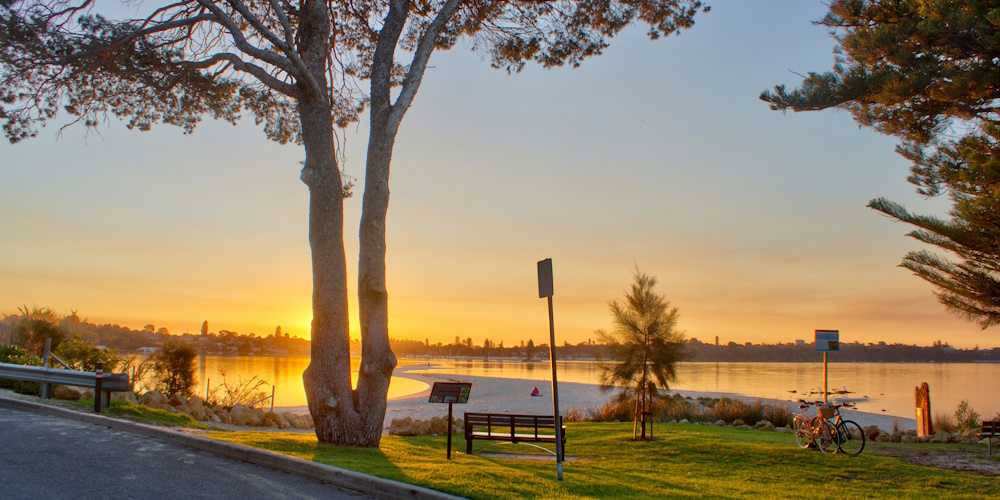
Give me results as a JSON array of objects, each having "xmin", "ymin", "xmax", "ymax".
[{"xmin": 1, "ymin": 1, "xmax": 995, "ymax": 348}]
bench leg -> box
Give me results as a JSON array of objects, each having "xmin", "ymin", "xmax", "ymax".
[{"xmin": 466, "ymin": 436, "xmax": 473, "ymax": 454}]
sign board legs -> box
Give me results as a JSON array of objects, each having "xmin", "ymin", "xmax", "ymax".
[{"xmin": 447, "ymin": 402, "xmax": 453, "ymax": 460}]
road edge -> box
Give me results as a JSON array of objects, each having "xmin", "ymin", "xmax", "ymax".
[{"xmin": 0, "ymin": 396, "xmax": 464, "ymax": 500}]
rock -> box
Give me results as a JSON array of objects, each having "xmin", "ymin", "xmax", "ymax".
[
  {"xmin": 166, "ymin": 394, "xmax": 191, "ymax": 415},
  {"xmin": 901, "ymin": 435, "xmax": 917, "ymax": 443},
  {"xmin": 214, "ymin": 407, "xmax": 233, "ymax": 425},
  {"xmin": 961, "ymin": 428, "xmax": 977, "ymax": 439},
  {"xmin": 138, "ymin": 390, "xmax": 166, "ymax": 407},
  {"xmin": 891, "ymin": 431, "xmax": 903, "ymax": 443},
  {"xmin": 304, "ymin": 413, "xmax": 314, "ymax": 428},
  {"xmin": 876, "ymin": 431, "xmax": 891, "ymax": 442},
  {"xmin": 905, "ymin": 429, "xmax": 918, "ymax": 437},
  {"xmin": 111, "ymin": 391, "xmax": 138, "ymax": 405},
  {"xmin": 669, "ymin": 419, "xmax": 677, "ymax": 424},
  {"xmin": 864, "ymin": 425, "xmax": 881, "ymax": 441},
  {"xmin": 962, "ymin": 437, "xmax": 979, "ymax": 444},
  {"xmin": 53, "ymin": 385, "xmax": 84, "ymax": 400},
  {"xmin": 230, "ymin": 405, "xmax": 251, "ymax": 426},
  {"xmin": 737, "ymin": 425, "xmax": 752, "ymax": 430},
  {"xmin": 265, "ymin": 411, "xmax": 291, "ymax": 429},
  {"xmin": 389, "ymin": 417, "xmax": 413, "ymax": 434},
  {"xmin": 414, "ymin": 419, "xmax": 431, "ymax": 435},
  {"xmin": 248, "ymin": 408, "xmax": 266, "ymax": 426},
  {"xmin": 287, "ymin": 413, "xmax": 312, "ymax": 430},
  {"xmin": 777, "ymin": 426, "xmax": 794, "ymax": 434},
  {"xmin": 732, "ymin": 419, "xmax": 745, "ymax": 427},
  {"xmin": 391, "ymin": 425, "xmax": 419, "ymax": 436},
  {"xmin": 188, "ymin": 397, "xmax": 208, "ymax": 421},
  {"xmin": 208, "ymin": 412, "xmax": 221, "ymax": 423},
  {"xmin": 931, "ymin": 431, "xmax": 951, "ymax": 443},
  {"xmin": 429, "ymin": 416, "xmax": 448, "ymax": 435},
  {"xmin": 678, "ymin": 418, "xmax": 690, "ymax": 425},
  {"xmin": 82, "ymin": 388, "xmax": 95, "ymax": 400},
  {"xmin": 715, "ymin": 420, "xmax": 727, "ymax": 426},
  {"xmin": 755, "ymin": 420, "xmax": 775, "ymax": 431}
]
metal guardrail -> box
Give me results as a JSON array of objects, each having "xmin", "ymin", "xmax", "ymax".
[
  {"xmin": 0, "ymin": 361, "xmax": 130, "ymax": 413},
  {"xmin": 0, "ymin": 362, "xmax": 129, "ymax": 392}
]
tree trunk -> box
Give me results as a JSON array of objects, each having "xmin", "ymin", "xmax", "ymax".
[
  {"xmin": 354, "ymin": 122, "xmax": 398, "ymax": 445},
  {"xmin": 300, "ymin": 97, "xmax": 364, "ymax": 444}
]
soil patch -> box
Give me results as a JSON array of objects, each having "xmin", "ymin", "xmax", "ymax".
[{"xmin": 885, "ymin": 447, "xmax": 1000, "ymax": 475}]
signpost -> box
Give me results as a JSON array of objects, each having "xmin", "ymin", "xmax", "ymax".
[
  {"xmin": 537, "ymin": 258, "xmax": 563, "ymax": 481},
  {"xmin": 815, "ymin": 330, "xmax": 840, "ymax": 403},
  {"xmin": 428, "ymin": 382, "xmax": 472, "ymax": 459}
]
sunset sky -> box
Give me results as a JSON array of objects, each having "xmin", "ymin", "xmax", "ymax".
[{"xmin": 1, "ymin": 1, "xmax": 993, "ymax": 349}]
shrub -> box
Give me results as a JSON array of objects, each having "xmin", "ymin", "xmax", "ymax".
[
  {"xmin": 207, "ymin": 370, "xmax": 270, "ymax": 410},
  {"xmin": 151, "ymin": 339, "xmax": 197, "ymax": 397},
  {"xmin": 934, "ymin": 411, "xmax": 956, "ymax": 433},
  {"xmin": 0, "ymin": 345, "xmax": 41, "ymax": 394},
  {"xmin": 954, "ymin": 400, "xmax": 980, "ymax": 432},
  {"xmin": 55, "ymin": 336, "xmax": 123, "ymax": 372}
]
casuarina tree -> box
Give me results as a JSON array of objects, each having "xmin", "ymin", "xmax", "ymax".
[
  {"xmin": 1, "ymin": 0, "xmax": 708, "ymax": 446},
  {"xmin": 597, "ymin": 267, "xmax": 686, "ymax": 440},
  {"xmin": 761, "ymin": 0, "xmax": 1000, "ymax": 328}
]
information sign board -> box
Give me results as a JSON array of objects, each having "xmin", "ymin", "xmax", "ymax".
[
  {"xmin": 538, "ymin": 258, "xmax": 553, "ymax": 298},
  {"xmin": 815, "ymin": 330, "xmax": 840, "ymax": 352},
  {"xmin": 428, "ymin": 382, "xmax": 472, "ymax": 404}
]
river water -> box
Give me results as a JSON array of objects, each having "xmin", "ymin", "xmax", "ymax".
[{"xmin": 191, "ymin": 355, "xmax": 1000, "ymax": 421}]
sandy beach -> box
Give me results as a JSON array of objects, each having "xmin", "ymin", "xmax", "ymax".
[{"xmin": 379, "ymin": 364, "xmax": 916, "ymax": 434}]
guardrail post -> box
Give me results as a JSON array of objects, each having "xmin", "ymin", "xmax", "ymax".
[
  {"xmin": 40, "ymin": 338, "xmax": 52, "ymax": 399},
  {"xmin": 94, "ymin": 362, "xmax": 103, "ymax": 414}
]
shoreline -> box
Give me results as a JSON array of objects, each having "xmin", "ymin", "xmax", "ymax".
[{"xmin": 280, "ymin": 364, "xmax": 917, "ymax": 433}]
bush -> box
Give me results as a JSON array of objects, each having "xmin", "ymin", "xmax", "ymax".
[
  {"xmin": 574, "ymin": 394, "xmax": 792, "ymax": 428},
  {"xmin": 55, "ymin": 336, "xmax": 123, "ymax": 372},
  {"xmin": 954, "ymin": 400, "xmax": 980, "ymax": 432},
  {"xmin": 207, "ymin": 370, "xmax": 269, "ymax": 410},
  {"xmin": 0, "ymin": 345, "xmax": 41, "ymax": 394},
  {"xmin": 151, "ymin": 339, "xmax": 197, "ymax": 397},
  {"xmin": 934, "ymin": 412, "xmax": 956, "ymax": 433}
]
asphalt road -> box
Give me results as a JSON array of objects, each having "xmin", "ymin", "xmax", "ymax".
[{"xmin": 0, "ymin": 406, "xmax": 381, "ymax": 500}]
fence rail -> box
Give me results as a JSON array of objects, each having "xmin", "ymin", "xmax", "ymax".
[{"xmin": 0, "ymin": 362, "xmax": 129, "ymax": 391}]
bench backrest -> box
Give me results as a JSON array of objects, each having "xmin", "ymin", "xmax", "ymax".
[
  {"xmin": 465, "ymin": 412, "xmax": 558, "ymax": 429},
  {"xmin": 982, "ymin": 421, "xmax": 1000, "ymax": 433}
]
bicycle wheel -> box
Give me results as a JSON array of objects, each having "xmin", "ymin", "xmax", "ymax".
[
  {"xmin": 815, "ymin": 420, "xmax": 838, "ymax": 454},
  {"xmin": 793, "ymin": 416, "xmax": 811, "ymax": 448},
  {"xmin": 836, "ymin": 420, "xmax": 865, "ymax": 455}
]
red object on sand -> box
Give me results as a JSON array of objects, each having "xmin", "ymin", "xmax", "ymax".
[{"xmin": 531, "ymin": 386, "xmax": 542, "ymax": 397}]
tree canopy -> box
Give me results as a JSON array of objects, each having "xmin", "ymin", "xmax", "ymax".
[
  {"xmin": 761, "ymin": 0, "xmax": 1000, "ymax": 328},
  {"xmin": 1, "ymin": 0, "xmax": 709, "ymax": 446}
]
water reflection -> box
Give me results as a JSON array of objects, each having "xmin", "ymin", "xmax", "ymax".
[{"xmin": 185, "ymin": 356, "xmax": 1000, "ymax": 418}]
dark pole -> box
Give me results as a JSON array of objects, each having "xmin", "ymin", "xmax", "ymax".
[
  {"xmin": 94, "ymin": 362, "xmax": 103, "ymax": 414},
  {"xmin": 547, "ymin": 295, "xmax": 563, "ymax": 480},
  {"xmin": 447, "ymin": 402, "xmax": 454, "ymax": 460}
]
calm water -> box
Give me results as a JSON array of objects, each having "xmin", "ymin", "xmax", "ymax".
[{"xmin": 191, "ymin": 355, "xmax": 1000, "ymax": 420}]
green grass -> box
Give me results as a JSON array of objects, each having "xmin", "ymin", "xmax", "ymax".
[
  {"xmin": 206, "ymin": 423, "xmax": 1000, "ymax": 499},
  {"xmin": 68, "ymin": 400, "xmax": 209, "ymax": 429}
]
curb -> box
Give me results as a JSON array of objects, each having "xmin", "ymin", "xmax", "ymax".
[{"xmin": 0, "ymin": 396, "xmax": 464, "ymax": 500}]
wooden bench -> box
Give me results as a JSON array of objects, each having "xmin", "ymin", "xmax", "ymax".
[
  {"xmin": 979, "ymin": 420, "xmax": 999, "ymax": 455},
  {"xmin": 464, "ymin": 412, "xmax": 566, "ymax": 455}
]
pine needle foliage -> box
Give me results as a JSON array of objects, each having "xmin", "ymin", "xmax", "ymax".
[
  {"xmin": 597, "ymin": 267, "xmax": 687, "ymax": 439},
  {"xmin": 761, "ymin": 0, "xmax": 1000, "ymax": 328}
]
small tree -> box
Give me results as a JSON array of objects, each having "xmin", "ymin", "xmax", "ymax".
[
  {"xmin": 11, "ymin": 306, "xmax": 65, "ymax": 357},
  {"xmin": 597, "ymin": 267, "xmax": 687, "ymax": 440},
  {"xmin": 152, "ymin": 339, "xmax": 198, "ymax": 397}
]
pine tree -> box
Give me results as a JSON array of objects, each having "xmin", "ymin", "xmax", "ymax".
[
  {"xmin": 597, "ymin": 267, "xmax": 687, "ymax": 440},
  {"xmin": 761, "ymin": 0, "xmax": 1000, "ymax": 328}
]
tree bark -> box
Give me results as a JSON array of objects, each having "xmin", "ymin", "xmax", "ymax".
[{"xmin": 298, "ymin": 0, "xmax": 369, "ymax": 446}]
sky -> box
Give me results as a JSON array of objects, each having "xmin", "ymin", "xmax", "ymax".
[{"xmin": 1, "ymin": 1, "xmax": 994, "ymax": 349}]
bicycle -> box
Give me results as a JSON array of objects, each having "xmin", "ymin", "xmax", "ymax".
[
  {"xmin": 792, "ymin": 401, "xmax": 866, "ymax": 455},
  {"xmin": 826, "ymin": 402, "xmax": 865, "ymax": 455},
  {"xmin": 792, "ymin": 402, "xmax": 838, "ymax": 453}
]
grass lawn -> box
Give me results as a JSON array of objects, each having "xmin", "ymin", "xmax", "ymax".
[{"xmin": 206, "ymin": 422, "xmax": 1000, "ymax": 499}]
